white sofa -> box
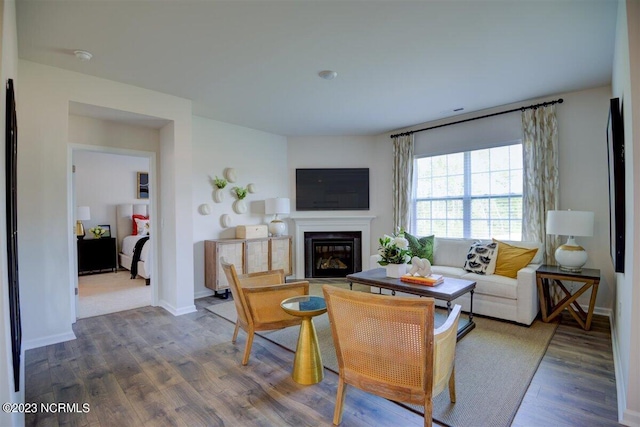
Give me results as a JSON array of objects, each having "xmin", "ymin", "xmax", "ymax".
[{"xmin": 370, "ymin": 237, "xmax": 544, "ymax": 325}]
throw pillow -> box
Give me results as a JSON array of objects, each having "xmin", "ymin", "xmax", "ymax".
[
  {"xmin": 404, "ymin": 232, "xmax": 434, "ymax": 264},
  {"xmin": 492, "ymin": 239, "xmax": 538, "ymax": 278},
  {"xmin": 463, "ymin": 241, "xmax": 498, "ymax": 275},
  {"xmin": 134, "ymin": 218, "xmax": 150, "ymax": 236},
  {"xmin": 132, "ymin": 214, "xmax": 149, "ymax": 235}
]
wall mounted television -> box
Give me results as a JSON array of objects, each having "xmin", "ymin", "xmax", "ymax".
[
  {"xmin": 296, "ymin": 168, "xmax": 370, "ymax": 211},
  {"xmin": 607, "ymin": 97, "xmax": 625, "ymax": 273}
]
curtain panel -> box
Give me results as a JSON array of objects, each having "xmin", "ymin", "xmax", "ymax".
[
  {"xmin": 521, "ymin": 105, "xmax": 560, "ymax": 265},
  {"xmin": 392, "ymin": 134, "xmax": 414, "ymax": 232}
]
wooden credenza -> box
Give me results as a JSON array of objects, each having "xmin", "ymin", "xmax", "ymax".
[{"xmin": 205, "ymin": 236, "xmax": 292, "ymax": 297}]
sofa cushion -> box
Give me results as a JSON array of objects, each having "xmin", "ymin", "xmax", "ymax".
[
  {"xmin": 431, "ymin": 265, "xmax": 467, "ymax": 279},
  {"xmin": 493, "ymin": 239, "xmax": 538, "ymax": 278},
  {"xmin": 433, "ymin": 238, "xmax": 475, "ymax": 268},
  {"xmin": 404, "ymin": 232, "xmax": 434, "ymax": 264},
  {"xmin": 460, "ymin": 272, "xmax": 518, "ymax": 299},
  {"xmin": 463, "ymin": 241, "xmax": 498, "ymax": 275}
]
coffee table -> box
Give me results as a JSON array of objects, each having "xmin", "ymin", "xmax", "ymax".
[
  {"xmin": 346, "ymin": 268, "xmax": 476, "ymax": 339},
  {"xmin": 280, "ymin": 295, "xmax": 327, "ymax": 385}
]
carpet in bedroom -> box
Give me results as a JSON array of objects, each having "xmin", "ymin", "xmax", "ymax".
[{"xmin": 78, "ymin": 270, "xmax": 151, "ymax": 319}]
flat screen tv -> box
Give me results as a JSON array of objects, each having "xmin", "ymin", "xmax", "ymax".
[
  {"xmin": 607, "ymin": 98, "xmax": 625, "ymax": 273},
  {"xmin": 296, "ymin": 168, "xmax": 369, "ymax": 211}
]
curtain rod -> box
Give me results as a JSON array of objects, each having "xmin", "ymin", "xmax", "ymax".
[{"xmin": 389, "ymin": 98, "xmax": 564, "ymax": 139}]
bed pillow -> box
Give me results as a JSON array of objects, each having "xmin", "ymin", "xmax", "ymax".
[
  {"xmin": 492, "ymin": 239, "xmax": 537, "ymax": 278},
  {"xmin": 463, "ymin": 241, "xmax": 498, "ymax": 275},
  {"xmin": 134, "ymin": 218, "xmax": 150, "ymax": 236},
  {"xmin": 132, "ymin": 214, "xmax": 149, "ymax": 235}
]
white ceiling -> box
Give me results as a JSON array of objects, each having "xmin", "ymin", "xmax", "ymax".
[{"xmin": 16, "ymin": 0, "xmax": 618, "ymax": 136}]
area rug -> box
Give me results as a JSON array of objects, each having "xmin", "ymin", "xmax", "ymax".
[{"xmin": 206, "ymin": 283, "xmax": 557, "ymax": 427}]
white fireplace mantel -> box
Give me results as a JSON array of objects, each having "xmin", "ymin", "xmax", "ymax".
[{"xmin": 289, "ymin": 216, "xmax": 376, "ymax": 279}]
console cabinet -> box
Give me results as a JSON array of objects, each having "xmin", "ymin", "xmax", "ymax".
[
  {"xmin": 77, "ymin": 237, "xmax": 117, "ymax": 275},
  {"xmin": 205, "ymin": 236, "xmax": 292, "ymax": 297}
]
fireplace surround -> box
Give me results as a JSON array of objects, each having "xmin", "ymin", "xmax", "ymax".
[
  {"xmin": 304, "ymin": 231, "xmax": 362, "ymax": 278},
  {"xmin": 290, "ymin": 216, "xmax": 375, "ymax": 279}
]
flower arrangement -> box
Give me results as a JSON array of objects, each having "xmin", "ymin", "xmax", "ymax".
[
  {"xmin": 377, "ymin": 231, "xmax": 411, "ymax": 265},
  {"xmin": 213, "ymin": 176, "xmax": 227, "ymax": 189},
  {"xmin": 89, "ymin": 225, "xmax": 107, "ymax": 239},
  {"xmin": 233, "ymin": 186, "xmax": 248, "ymax": 200}
]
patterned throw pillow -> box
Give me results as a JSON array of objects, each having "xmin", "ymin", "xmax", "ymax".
[
  {"xmin": 134, "ymin": 218, "xmax": 150, "ymax": 236},
  {"xmin": 404, "ymin": 232, "xmax": 434, "ymax": 264},
  {"xmin": 463, "ymin": 241, "xmax": 499, "ymax": 275}
]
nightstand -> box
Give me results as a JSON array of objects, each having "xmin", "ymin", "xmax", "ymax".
[
  {"xmin": 77, "ymin": 237, "xmax": 117, "ymax": 275},
  {"xmin": 535, "ymin": 264, "xmax": 600, "ymax": 330}
]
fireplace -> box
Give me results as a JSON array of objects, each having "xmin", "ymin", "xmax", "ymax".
[{"xmin": 304, "ymin": 231, "xmax": 362, "ymax": 278}]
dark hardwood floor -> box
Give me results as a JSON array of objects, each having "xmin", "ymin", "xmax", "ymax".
[{"xmin": 24, "ymin": 295, "xmax": 620, "ymax": 427}]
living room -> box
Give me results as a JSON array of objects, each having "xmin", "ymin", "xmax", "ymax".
[{"xmin": 1, "ymin": 1, "xmax": 639, "ymax": 426}]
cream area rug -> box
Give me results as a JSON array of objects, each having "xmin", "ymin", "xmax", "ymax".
[
  {"xmin": 78, "ymin": 270, "xmax": 151, "ymax": 319},
  {"xmin": 206, "ymin": 282, "xmax": 558, "ymax": 427}
]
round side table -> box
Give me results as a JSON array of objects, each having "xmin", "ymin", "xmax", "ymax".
[{"xmin": 280, "ymin": 295, "xmax": 327, "ymax": 385}]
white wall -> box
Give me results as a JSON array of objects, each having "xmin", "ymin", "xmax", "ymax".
[
  {"xmin": 0, "ymin": 1, "xmax": 23, "ymax": 425},
  {"xmin": 73, "ymin": 150, "xmax": 150, "ymax": 239},
  {"xmin": 18, "ymin": 60, "xmax": 195, "ymax": 350},
  {"xmin": 192, "ymin": 116, "xmax": 289, "ymax": 298},
  {"xmin": 612, "ymin": 0, "xmax": 640, "ymax": 424}
]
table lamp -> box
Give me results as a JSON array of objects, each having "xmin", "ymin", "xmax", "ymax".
[
  {"xmin": 546, "ymin": 210, "xmax": 594, "ymax": 272},
  {"xmin": 76, "ymin": 206, "xmax": 90, "ymax": 240},
  {"xmin": 265, "ymin": 198, "xmax": 290, "ymax": 237}
]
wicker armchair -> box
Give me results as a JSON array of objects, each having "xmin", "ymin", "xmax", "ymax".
[
  {"xmin": 322, "ymin": 285, "xmax": 461, "ymax": 427},
  {"xmin": 221, "ymin": 260, "xmax": 309, "ymax": 365}
]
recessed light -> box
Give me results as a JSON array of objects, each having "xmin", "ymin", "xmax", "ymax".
[
  {"xmin": 74, "ymin": 50, "xmax": 93, "ymax": 62},
  {"xmin": 318, "ymin": 70, "xmax": 338, "ymax": 80}
]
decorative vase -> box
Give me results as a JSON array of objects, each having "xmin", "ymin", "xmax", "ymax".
[
  {"xmin": 233, "ymin": 199, "xmax": 247, "ymax": 214},
  {"xmin": 385, "ymin": 263, "xmax": 407, "ymax": 278},
  {"xmin": 213, "ymin": 188, "xmax": 224, "ymax": 203}
]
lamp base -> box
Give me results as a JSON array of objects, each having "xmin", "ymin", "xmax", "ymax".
[
  {"xmin": 555, "ymin": 243, "xmax": 587, "ymax": 272},
  {"xmin": 268, "ymin": 219, "xmax": 286, "ymax": 237},
  {"xmin": 76, "ymin": 221, "xmax": 85, "ymax": 240}
]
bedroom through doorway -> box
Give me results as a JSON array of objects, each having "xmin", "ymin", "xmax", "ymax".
[{"xmin": 73, "ymin": 148, "xmax": 154, "ymax": 319}]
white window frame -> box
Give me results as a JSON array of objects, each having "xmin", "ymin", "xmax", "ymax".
[{"xmin": 411, "ymin": 141, "xmax": 523, "ymax": 240}]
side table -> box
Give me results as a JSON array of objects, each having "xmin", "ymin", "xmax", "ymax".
[
  {"xmin": 535, "ymin": 264, "xmax": 600, "ymax": 330},
  {"xmin": 280, "ymin": 295, "xmax": 327, "ymax": 385}
]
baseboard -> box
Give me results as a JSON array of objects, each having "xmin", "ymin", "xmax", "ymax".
[
  {"xmin": 158, "ymin": 299, "xmax": 197, "ymax": 316},
  {"xmin": 23, "ymin": 330, "xmax": 77, "ymax": 350},
  {"xmin": 622, "ymin": 409, "xmax": 640, "ymax": 426},
  {"xmin": 195, "ymin": 289, "xmax": 215, "ymax": 299}
]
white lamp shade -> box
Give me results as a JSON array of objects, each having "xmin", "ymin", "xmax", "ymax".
[
  {"xmin": 546, "ymin": 210, "xmax": 594, "ymax": 237},
  {"xmin": 265, "ymin": 198, "xmax": 290, "ymax": 215},
  {"xmin": 76, "ymin": 206, "xmax": 91, "ymax": 221}
]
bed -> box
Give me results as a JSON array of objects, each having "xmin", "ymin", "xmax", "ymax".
[{"xmin": 116, "ymin": 203, "xmax": 152, "ymax": 284}]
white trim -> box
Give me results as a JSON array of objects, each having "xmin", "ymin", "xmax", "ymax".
[
  {"xmin": 195, "ymin": 289, "xmax": 215, "ymax": 299},
  {"xmin": 23, "ymin": 331, "xmax": 76, "ymax": 351},
  {"xmin": 290, "ymin": 216, "xmax": 375, "ymax": 279},
  {"xmin": 158, "ymin": 300, "xmax": 197, "ymax": 316}
]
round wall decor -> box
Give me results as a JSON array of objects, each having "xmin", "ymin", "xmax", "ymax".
[
  {"xmin": 224, "ymin": 168, "xmax": 237, "ymax": 183},
  {"xmin": 220, "ymin": 214, "xmax": 232, "ymax": 228},
  {"xmin": 233, "ymin": 199, "xmax": 247, "ymax": 214},
  {"xmin": 213, "ymin": 188, "xmax": 225, "ymax": 203}
]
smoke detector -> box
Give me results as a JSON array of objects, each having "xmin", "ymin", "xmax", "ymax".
[
  {"xmin": 74, "ymin": 50, "xmax": 93, "ymax": 62},
  {"xmin": 318, "ymin": 70, "xmax": 338, "ymax": 80}
]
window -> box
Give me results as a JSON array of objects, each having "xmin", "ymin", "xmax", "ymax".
[{"xmin": 413, "ymin": 143, "xmax": 523, "ymax": 240}]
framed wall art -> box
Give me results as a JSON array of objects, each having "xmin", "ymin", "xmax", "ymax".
[{"xmin": 137, "ymin": 172, "xmax": 149, "ymax": 199}]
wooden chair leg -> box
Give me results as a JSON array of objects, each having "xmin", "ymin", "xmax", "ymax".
[
  {"xmin": 232, "ymin": 322, "xmax": 240, "ymax": 343},
  {"xmin": 448, "ymin": 367, "xmax": 456, "ymax": 403},
  {"xmin": 423, "ymin": 397, "xmax": 433, "ymax": 427},
  {"xmin": 241, "ymin": 332, "xmax": 254, "ymax": 365},
  {"xmin": 333, "ymin": 377, "xmax": 347, "ymax": 425}
]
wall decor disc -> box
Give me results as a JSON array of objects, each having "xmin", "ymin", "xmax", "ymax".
[
  {"xmin": 224, "ymin": 168, "xmax": 237, "ymax": 183},
  {"xmin": 213, "ymin": 188, "xmax": 224, "ymax": 203},
  {"xmin": 221, "ymin": 214, "xmax": 232, "ymax": 228},
  {"xmin": 233, "ymin": 199, "xmax": 247, "ymax": 214},
  {"xmin": 247, "ymin": 183, "xmax": 257, "ymax": 194},
  {"xmin": 199, "ymin": 204, "xmax": 212, "ymax": 215}
]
